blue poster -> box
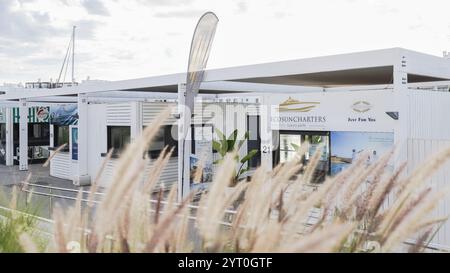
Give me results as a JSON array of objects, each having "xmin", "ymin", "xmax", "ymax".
[
  {"xmin": 50, "ymin": 105, "xmax": 78, "ymax": 125},
  {"xmin": 72, "ymin": 127, "xmax": 78, "ymax": 161}
]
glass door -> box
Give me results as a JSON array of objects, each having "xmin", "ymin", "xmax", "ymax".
[
  {"xmin": 276, "ymin": 131, "xmax": 330, "ymax": 182},
  {"xmin": 279, "ymin": 134, "xmax": 302, "ymax": 163},
  {"xmin": 304, "ymin": 134, "xmax": 330, "ymax": 176}
]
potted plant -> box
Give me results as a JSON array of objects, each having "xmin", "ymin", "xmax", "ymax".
[{"xmin": 212, "ymin": 128, "xmax": 259, "ymax": 187}]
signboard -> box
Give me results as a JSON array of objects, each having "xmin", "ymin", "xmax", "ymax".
[
  {"xmin": 190, "ymin": 155, "xmax": 210, "ymax": 192},
  {"xmin": 12, "ymin": 106, "xmax": 50, "ymax": 123},
  {"xmin": 50, "ymin": 105, "xmax": 78, "ymax": 125},
  {"xmin": 71, "ymin": 126, "xmax": 78, "ymax": 161},
  {"xmin": 271, "ymin": 91, "xmax": 396, "ymax": 132},
  {"xmin": 192, "ymin": 125, "xmax": 213, "ymax": 183}
]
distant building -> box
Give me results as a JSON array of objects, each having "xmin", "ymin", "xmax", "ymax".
[{"xmin": 25, "ymin": 81, "xmax": 78, "ymax": 89}]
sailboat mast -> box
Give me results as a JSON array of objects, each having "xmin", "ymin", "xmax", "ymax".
[{"xmin": 72, "ymin": 25, "xmax": 76, "ymax": 84}]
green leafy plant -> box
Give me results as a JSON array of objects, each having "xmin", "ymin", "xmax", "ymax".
[
  {"xmin": 0, "ymin": 188, "xmax": 47, "ymax": 253},
  {"xmin": 212, "ymin": 128, "xmax": 259, "ymax": 185}
]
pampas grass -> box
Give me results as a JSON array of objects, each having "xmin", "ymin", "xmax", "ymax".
[
  {"xmin": 0, "ymin": 187, "xmax": 46, "ymax": 253},
  {"xmin": 1, "ymin": 107, "xmax": 450, "ymax": 253}
]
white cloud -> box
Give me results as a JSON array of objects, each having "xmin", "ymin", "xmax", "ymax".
[
  {"xmin": 81, "ymin": 0, "xmax": 110, "ymax": 16},
  {"xmin": 0, "ymin": 0, "xmax": 63, "ymax": 42},
  {"xmin": 1, "ymin": 0, "xmax": 449, "ymax": 84},
  {"xmin": 154, "ymin": 9, "xmax": 206, "ymax": 18}
]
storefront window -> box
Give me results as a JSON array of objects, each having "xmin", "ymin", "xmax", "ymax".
[
  {"xmin": 147, "ymin": 125, "xmax": 178, "ymax": 158},
  {"xmin": 13, "ymin": 123, "xmax": 50, "ymax": 146},
  {"xmin": 304, "ymin": 135, "xmax": 329, "ymax": 162},
  {"xmin": 0, "ymin": 123, "xmax": 6, "ymax": 143},
  {"xmin": 29, "ymin": 123, "xmax": 50, "ymax": 141},
  {"xmin": 279, "ymin": 134, "xmax": 301, "ymax": 163},
  {"xmin": 0, "ymin": 124, "xmax": 6, "ymax": 164},
  {"xmin": 54, "ymin": 125, "xmax": 69, "ymax": 147},
  {"xmin": 54, "ymin": 125, "xmax": 70, "ymax": 148},
  {"xmin": 276, "ymin": 131, "xmax": 330, "ymax": 183},
  {"xmin": 107, "ymin": 126, "xmax": 131, "ymax": 153},
  {"xmin": 191, "ymin": 124, "xmax": 212, "ymax": 154}
]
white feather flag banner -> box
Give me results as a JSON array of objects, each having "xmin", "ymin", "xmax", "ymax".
[
  {"xmin": 184, "ymin": 12, "xmax": 219, "ymax": 123},
  {"xmin": 179, "ymin": 12, "xmax": 218, "ymax": 198}
]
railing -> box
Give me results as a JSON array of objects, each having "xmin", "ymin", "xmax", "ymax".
[
  {"xmin": 18, "ymin": 182, "xmax": 238, "ymax": 226},
  {"xmin": 0, "ymin": 182, "xmax": 238, "ymax": 251},
  {"xmin": 1, "ymin": 182, "xmax": 447, "ymax": 253}
]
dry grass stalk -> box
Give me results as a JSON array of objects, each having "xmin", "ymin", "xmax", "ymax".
[
  {"xmin": 7, "ymin": 106, "xmax": 450, "ymax": 253},
  {"xmin": 43, "ymin": 144, "xmax": 68, "ymax": 167}
]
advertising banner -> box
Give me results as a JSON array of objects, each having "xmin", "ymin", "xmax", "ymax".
[
  {"xmin": 271, "ymin": 90, "xmax": 397, "ymax": 132},
  {"xmin": 12, "ymin": 106, "xmax": 50, "ymax": 123},
  {"xmin": 50, "ymin": 105, "xmax": 78, "ymax": 125},
  {"xmin": 330, "ymin": 131, "xmax": 394, "ymax": 175},
  {"xmin": 71, "ymin": 127, "xmax": 78, "ymax": 161},
  {"xmin": 190, "ymin": 125, "xmax": 214, "ymax": 192}
]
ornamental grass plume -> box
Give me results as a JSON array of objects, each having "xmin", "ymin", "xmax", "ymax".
[
  {"xmin": 0, "ymin": 186, "xmax": 45, "ymax": 253},
  {"xmin": 2, "ymin": 107, "xmax": 449, "ymax": 253}
]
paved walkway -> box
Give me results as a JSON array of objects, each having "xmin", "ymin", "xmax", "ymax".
[
  {"xmin": 0, "ymin": 164, "xmax": 91, "ymax": 219},
  {"xmin": 0, "ymin": 164, "xmax": 76, "ymax": 189}
]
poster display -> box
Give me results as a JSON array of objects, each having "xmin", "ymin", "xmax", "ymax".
[
  {"xmin": 330, "ymin": 131, "xmax": 394, "ymax": 175},
  {"xmin": 12, "ymin": 106, "xmax": 50, "ymax": 123},
  {"xmin": 50, "ymin": 105, "xmax": 78, "ymax": 125},
  {"xmin": 190, "ymin": 125, "xmax": 214, "ymax": 191},
  {"xmin": 71, "ymin": 127, "xmax": 78, "ymax": 161}
]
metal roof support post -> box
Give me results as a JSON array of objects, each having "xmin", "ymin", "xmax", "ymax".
[
  {"xmin": 260, "ymin": 94, "xmax": 273, "ymax": 170},
  {"xmin": 18, "ymin": 99, "xmax": 28, "ymax": 171},
  {"xmin": 74, "ymin": 93, "xmax": 91, "ymax": 186},
  {"xmin": 130, "ymin": 101, "xmax": 142, "ymax": 143},
  {"xmin": 393, "ymin": 50, "xmax": 409, "ymax": 164},
  {"xmin": 5, "ymin": 107, "xmax": 14, "ymax": 166},
  {"xmin": 177, "ymin": 83, "xmax": 191, "ymax": 202}
]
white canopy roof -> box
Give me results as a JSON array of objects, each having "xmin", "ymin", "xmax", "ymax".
[{"xmin": 0, "ymin": 47, "xmax": 448, "ymax": 102}]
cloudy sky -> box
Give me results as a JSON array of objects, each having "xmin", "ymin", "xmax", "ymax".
[{"xmin": 0, "ymin": 0, "xmax": 449, "ymax": 84}]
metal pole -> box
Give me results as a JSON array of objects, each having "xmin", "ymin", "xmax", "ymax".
[
  {"xmin": 19, "ymin": 99, "xmax": 28, "ymax": 171},
  {"xmin": 49, "ymin": 187, "xmax": 53, "ymax": 219},
  {"xmin": 179, "ymin": 12, "xmax": 218, "ymax": 201},
  {"xmin": 72, "ymin": 26, "xmax": 76, "ymax": 84}
]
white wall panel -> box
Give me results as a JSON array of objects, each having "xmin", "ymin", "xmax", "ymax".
[
  {"xmin": 106, "ymin": 103, "xmax": 133, "ymax": 126},
  {"xmin": 99, "ymin": 157, "xmax": 178, "ymax": 191},
  {"xmin": 142, "ymin": 102, "xmax": 177, "ymax": 126},
  {"xmin": 87, "ymin": 104, "xmax": 107, "ymax": 184},
  {"xmin": 406, "ymin": 91, "xmax": 450, "ymax": 249},
  {"xmin": 408, "ymin": 91, "xmax": 450, "ymax": 140},
  {"xmin": 49, "ymin": 152, "xmax": 72, "ymax": 180},
  {"xmin": 407, "ymin": 138, "xmax": 450, "ymax": 249}
]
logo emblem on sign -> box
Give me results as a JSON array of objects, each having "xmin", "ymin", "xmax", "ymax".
[
  {"xmin": 278, "ymin": 97, "xmax": 320, "ymax": 112},
  {"xmin": 36, "ymin": 107, "xmax": 50, "ymax": 121},
  {"xmin": 352, "ymin": 101, "xmax": 372, "ymax": 113}
]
